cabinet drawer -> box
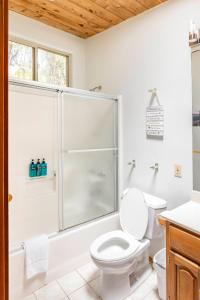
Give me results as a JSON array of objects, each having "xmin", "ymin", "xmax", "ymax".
[{"xmin": 169, "ymin": 225, "xmax": 200, "ymax": 265}]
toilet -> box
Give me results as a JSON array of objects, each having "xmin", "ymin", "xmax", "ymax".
[{"xmin": 90, "ymin": 188, "xmax": 167, "ymax": 300}]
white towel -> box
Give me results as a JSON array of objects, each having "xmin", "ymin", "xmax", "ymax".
[{"xmin": 24, "ymin": 234, "xmax": 49, "ymax": 279}]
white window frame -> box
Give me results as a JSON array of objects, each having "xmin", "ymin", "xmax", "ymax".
[{"xmin": 9, "ymin": 36, "xmax": 72, "ymax": 87}]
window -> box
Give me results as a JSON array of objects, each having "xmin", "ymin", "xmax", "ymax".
[
  {"xmin": 38, "ymin": 48, "xmax": 68, "ymax": 86},
  {"xmin": 9, "ymin": 41, "xmax": 33, "ymax": 81},
  {"xmin": 9, "ymin": 38, "xmax": 70, "ymax": 86}
]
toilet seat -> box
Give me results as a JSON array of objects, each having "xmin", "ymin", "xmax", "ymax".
[
  {"xmin": 90, "ymin": 189, "xmax": 149, "ymax": 263},
  {"xmin": 90, "ymin": 230, "xmax": 140, "ymax": 262}
]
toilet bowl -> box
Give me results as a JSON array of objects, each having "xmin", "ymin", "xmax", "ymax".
[
  {"xmin": 90, "ymin": 188, "xmax": 167, "ymax": 300},
  {"xmin": 91, "ymin": 230, "xmax": 150, "ymax": 274}
]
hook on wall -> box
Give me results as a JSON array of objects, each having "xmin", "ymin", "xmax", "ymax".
[
  {"xmin": 148, "ymin": 88, "xmax": 160, "ymax": 106},
  {"xmin": 128, "ymin": 160, "xmax": 136, "ymax": 168},
  {"xmin": 150, "ymin": 163, "xmax": 159, "ymax": 171},
  {"xmin": 148, "ymin": 88, "xmax": 157, "ymax": 95}
]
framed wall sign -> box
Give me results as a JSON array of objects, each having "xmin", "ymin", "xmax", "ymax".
[
  {"xmin": 146, "ymin": 105, "xmax": 164, "ymax": 137},
  {"xmin": 146, "ymin": 89, "xmax": 164, "ymax": 138}
]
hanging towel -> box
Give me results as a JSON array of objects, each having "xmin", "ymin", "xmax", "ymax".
[{"xmin": 24, "ymin": 234, "xmax": 49, "ymax": 279}]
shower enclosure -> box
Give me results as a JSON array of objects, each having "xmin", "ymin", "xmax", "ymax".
[
  {"xmin": 9, "ymin": 79, "xmax": 119, "ymax": 250},
  {"xmin": 60, "ymin": 92, "xmax": 118, "ymax": 230}
]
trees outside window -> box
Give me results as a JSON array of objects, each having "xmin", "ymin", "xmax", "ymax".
[
  {"xmin": 9, "ymin": 41, "xmax": 33, "ymax": 80},
  {"xmin": 38, "ymin": 48, "xmax": 68, "ymax": 86},
  {"xmin": 9, "ymin": 39, "xmax": 70, "ymax": 86}
]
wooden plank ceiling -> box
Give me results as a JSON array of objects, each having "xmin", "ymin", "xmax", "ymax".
[{"xmin": 9, "ymin": 0, "xmax": 167, "ymax": 39}]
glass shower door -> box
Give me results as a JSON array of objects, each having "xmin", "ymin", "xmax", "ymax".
[{"xmin": 61, "ymin": 93, "xmax": 118, "ymax": 230}]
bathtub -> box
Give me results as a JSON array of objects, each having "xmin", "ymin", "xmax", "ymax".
[{"xmin": 9, "ymin": 212, "xmax": 120, "ymax": 300}]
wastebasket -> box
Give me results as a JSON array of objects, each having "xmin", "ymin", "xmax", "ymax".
[{"xmin": 153, "ymin": 248, "xmax": 166, "ymax": 300}]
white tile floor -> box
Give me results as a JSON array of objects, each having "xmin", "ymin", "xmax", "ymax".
[{"xmin": 22, "ymin": 261, "xmax": 160, "ymax": 300}]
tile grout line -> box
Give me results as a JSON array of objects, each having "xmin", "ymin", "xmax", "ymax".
[
  {"xmin": 66, "ymin": 282, "xmax": 97, "ymax": 300},
  {"xmin": 56, "ymin": 280, "xmax": 71, "ymax": 300},
  {"xmin": 23, "ymin": 267, "xmax": 157, "ymax": 300},
  {"xmin": 30, "ymin": 267, "xmax": 92, "ymax": 300},
  {"xmin": 76, "ymin": 268, "xmax": 89, "ymax": 283},
  {"xmin": 76, "ymin": 269, "xmax": 101, "ymax": 298},
  {"xmin": 76, "ymin": 269, "xmax": 101, "ymax": 300},
  {"xmin": 76, "ymin": 265, "xmax": 101, "ymax": 284},
  {"xmin": 88, "ymin": 275, "xmax": 103, "ymax": 299},
  {"xmin": 56, "ymin": 269, "xmax": 89, "ymax": 298},
  {"xmin": 32, "ymin": 279, "xmax": 70, "ymax": 300}
]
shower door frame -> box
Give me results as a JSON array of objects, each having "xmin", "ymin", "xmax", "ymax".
[
  {"xmin": 58, "ymin": 91, "xmax": 122, "ymax": 231},
  {"xmin": 0, "ymin": 1, "xmax": 8, "ymax": 300},
  {"xmin": 8, "ymin": 77, "xmax": 122, "ymax": 242}
]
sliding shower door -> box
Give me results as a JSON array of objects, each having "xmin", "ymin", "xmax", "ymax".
[{"xmin": 61, "ymin": 93, "xmax": 118, "ymax": 230}]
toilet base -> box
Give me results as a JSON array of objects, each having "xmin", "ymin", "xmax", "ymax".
[{"xmin": 100, "ymin": 265, "xmax": 152, "ymax": 300}]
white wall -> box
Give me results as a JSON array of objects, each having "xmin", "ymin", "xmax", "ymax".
[
  {"xmin": 9, "ymin": 11, "xmax": 87, "ymax": 89},
  {"xmin": 191, "ymin": 49, "xmax": 200, "ymax": 191},
  {"xmin": 86, "ymin": 0, "xmax": 196, "ymax": 210},
  {"xmin": 10, "ymin": 1, "xmax": 195, "ymax": 210},
  {"xmin": 9, "ymin": 86, "xmax": 59, "ymax": 247}
]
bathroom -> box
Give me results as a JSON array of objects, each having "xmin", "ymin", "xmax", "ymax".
[{"xmin": 3, "ymin": 0, "xmax": 200, "ymax": 299}]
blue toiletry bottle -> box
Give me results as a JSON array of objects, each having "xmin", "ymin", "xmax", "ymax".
[
  {"xmin": 29, "ymin": 159, "xmax": 37, "ymax": 177},
  {"xmin": 36, "ymin": 158, "xmax": 42, "ymax": 176},
  {"xmin": 41, "ymin": 158, "xmax": 47, "ymax": 176}
]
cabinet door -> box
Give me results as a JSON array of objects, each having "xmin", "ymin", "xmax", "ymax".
[{"xmin": 169, "ymin": 251, "xmax": 200, "ymax": 300}]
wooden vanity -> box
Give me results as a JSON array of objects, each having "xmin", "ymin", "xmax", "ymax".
[{"xmin": 159, "ymin": 201, "xmax": 200, "ymax": 300}]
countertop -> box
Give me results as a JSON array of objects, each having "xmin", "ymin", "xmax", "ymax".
[{"xmin": 160, "ymin": 199, "xmax": 200, "ymax": 235}]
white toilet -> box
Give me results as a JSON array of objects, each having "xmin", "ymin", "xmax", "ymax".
[{"xmin": 90, "ymin": 188, "xmax": 167, "ymax": 300}]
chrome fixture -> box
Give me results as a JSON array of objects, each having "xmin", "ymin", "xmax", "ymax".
[
  {"xmin": 150, "ymin": 163, "xmax": 159, "ymax": 171},
  {"xmin": 148, "ymin": 88, "xmax": 157, "ymax": 95},
  {"xmin": 128, "ymin": 160, "xmax": 136, "ymax": 168},
  {"xmin": 89, "ymin": 85, "xmax": 102, "ymax": 92}
]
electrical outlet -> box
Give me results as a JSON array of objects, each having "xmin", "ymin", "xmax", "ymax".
[{"xmin": 174, "ymin": 165, "xmax": 182, "ymax": 178}]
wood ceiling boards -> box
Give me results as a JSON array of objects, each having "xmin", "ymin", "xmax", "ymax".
[{"xmin": 9, "ymin": 0, "xmax": 167, "ymax": 38}]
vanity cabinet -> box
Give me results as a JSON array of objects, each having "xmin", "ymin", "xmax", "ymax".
[
  {"xmin": 161, "ymin": 220, "xmax": 200, "ymax": 300},
  {"xmin": 169, "ymin": 251, "xmax": 200, "ymax": 300}
]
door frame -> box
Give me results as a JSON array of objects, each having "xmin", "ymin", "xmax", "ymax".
[{"xmin": 0, "ymin": 0, "xmax": 9, "ymax": 299}]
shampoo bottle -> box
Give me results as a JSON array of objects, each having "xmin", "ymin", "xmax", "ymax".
[
  {"xmin": 29, "ymin": 159, "xmax": 37, "ymax": 177},
  {"xmin": 36, "ymin": 158, "xmax": 42, "ymax": 176},
  {"xmin": 41, "ymin": 158, "xmax": 47, "ymax": 176}
]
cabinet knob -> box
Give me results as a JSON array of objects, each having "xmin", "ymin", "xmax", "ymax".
[{"xmin": 8, "ymin": 194, "xmax": 13, "ymax": 203}]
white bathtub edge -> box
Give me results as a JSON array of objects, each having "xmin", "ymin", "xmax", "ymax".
[{"xmin": 10, "ymin": 213, "xmax": 120, "ymax": 299}]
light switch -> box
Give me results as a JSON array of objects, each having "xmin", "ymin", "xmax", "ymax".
[{"xmin": 174, "ymin": 165, "xmax": 182, "ymax": 178}]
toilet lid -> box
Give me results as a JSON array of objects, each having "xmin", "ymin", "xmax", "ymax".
[{"xmin": 120, "ymin": 188, "xmax": 148, "ymax": 240}]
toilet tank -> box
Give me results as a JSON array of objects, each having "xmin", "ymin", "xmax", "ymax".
[{"xmin": 143, "ymin": 192, "xmax": 167, "ymax": 239}]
